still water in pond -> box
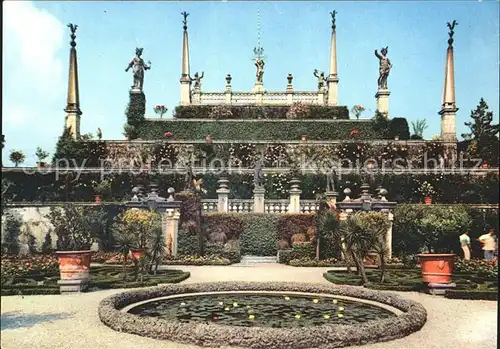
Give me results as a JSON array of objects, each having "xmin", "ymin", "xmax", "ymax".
[{"xmin": 128, "ymin": 293, "xmax": 396, "ymax": 328}]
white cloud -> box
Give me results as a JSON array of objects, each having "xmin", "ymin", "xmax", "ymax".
[{"xmin": 2, "ymin": 1, "xmax": 65, "ymax": 165}]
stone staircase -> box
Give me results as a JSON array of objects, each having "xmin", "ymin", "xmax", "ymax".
[{"xmin": 237, "ymin": 255, "xmax": 277, "ymax": 266}]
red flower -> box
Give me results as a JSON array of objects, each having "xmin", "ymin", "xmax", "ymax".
[
  {"xmin": 350, "ymin": 129, "xmax": 360, "ymax": 136},
  {"xmin": 205, "ymin": 135, "xmax": 212, "ymax": 142},
  {"xmin": 164, "ymin": 131, "xmax": 173, "ymax": 137},
  {"xmin": 301, "ymin": 135, "xmax": 308, "ymax": 141}
]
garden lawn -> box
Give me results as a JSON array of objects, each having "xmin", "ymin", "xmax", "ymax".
[{"xmin": 0, "ymin": 266, "xmax": 190, "ymax": 296}]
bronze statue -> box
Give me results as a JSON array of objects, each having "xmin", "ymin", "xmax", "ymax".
[
  {"xmin": 184, "ymin": 163, "xmax": 194, "ymax": 191},
  {"xmin": 313, "ymin": 69, "xmax": 326, "ymax": 90},
  {"xmin": 181, "ymin": 11, "xmax": 189, "ymax": 30},
  {"xmin": 255, "ymin": 57, "xmax": 265, "ymax": 83},
  {"xmin": 191, "ymin": 72, "xmax": 204, "ymax": 89},
  {"xmin": 330, "ymin": 10, "xmax": 337, "ymax": 30},
  {"xmin": 254, "ymin": 158, "xmax": 264, "ymax": 187},
  {"xmin": 326, "ymin": 166, "xmax": 337, "ymax": 192},
  {"xmin": 67, "ymin": 23, "xmax": 78, "ymax": 47},
  {"xmin": 447, "ymin": 20, "xmax": 458, "ymax": 46},
  {"xmin": 374, "ymin": 47, "xmax": 392, "ymax": 90},
  {"xmin": 287, "ymin": 73, "xmax": 293, "ymax": 85},
  {"xmin": 125, "ymin": 48, "xmax": 151, "ymax": 91}
]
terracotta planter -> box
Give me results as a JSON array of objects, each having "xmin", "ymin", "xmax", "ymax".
[
  {"xmin": 94, "ymin": 195, "xmax": 101, "ymax": 203},
  {"xmin": 363, "ymin": 251, "xmax": 379, "ymax": 266},
  {"xmin": 130, "ymin": 248, "xmax": 147, "ymax": 261},
  {"xmin": 424, "ymin": 197, "xmax": 432, "ymax": 205},
  {"xmin": 482, "ymin": 162, "xmax": 488, "ymax": 169},
  {"xmin": 56, "ymin": 250, "xmax": 92, "ymax": 281},
  {"xmin": 417, "ymin": 253, "xmax": 455, "ymax": 284}
]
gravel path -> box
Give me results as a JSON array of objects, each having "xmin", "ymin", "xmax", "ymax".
[{"xmin": 1, "ymin": 264, "xmax": 497, "ymax": 349}]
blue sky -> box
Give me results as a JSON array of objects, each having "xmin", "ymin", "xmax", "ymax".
[{"xmin": 2, "ymin": 1, "xmax": 499, "ymax": 166}]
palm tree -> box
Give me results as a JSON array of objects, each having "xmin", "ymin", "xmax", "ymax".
[
  {"xmin": 339, "ymin": 213, "xmax": 371, "ymax": 283},
  {"xmin": 359, "ymin": 212, "xmax": 391, "ymax": 283},
  {"xmin": 148, "ymin": 216, "xmax": 165, "ymax": 275},
  {"xmin": 113, "ymin": 230, "xmax": 136, "ymax": 281}
]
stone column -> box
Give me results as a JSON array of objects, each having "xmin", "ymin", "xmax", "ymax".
[
  {"xmin": 439, "ymin": 23, "xmax": 458, "ymax": 142},
  {"xmin": 386, "ymin": 211, "xmax": 394, "ymax": 259},
  {"xmin": 180, "ymin": 13, "xmax": 191, "ymax": 106},
  {"xmin": 216, "ymin": 177, "xmax": 230, "ymax": 213},
  {"xmin": 253, "ymin": 186, "xmax": 265, "ymax": 213},
  {"xmin": 288, "ymin": 179, "xmax": 302, "ymax": 213},
  {"xmin": 165, "ymin": 208, "xmax": 181, "ymax": 257},
  {"xmin": 225, "ymin": 74, "xmax": 232, "ymax": 104},
  {"xmin": 375, "ymin": 89, "xmax": 390, "ymax": 116}
]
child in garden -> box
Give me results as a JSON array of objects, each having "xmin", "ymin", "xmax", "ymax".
[
  {"xmin": 478, "ymin": 229, "xmax": 497, "ymax": 261},
  {"xmin": 459, "ymin": 231, "xmax": 471, "ymax": 260}
]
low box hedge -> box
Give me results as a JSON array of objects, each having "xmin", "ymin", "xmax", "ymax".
[
  {"xmin": 173, "ymin": 105, "xmax": 350, "ymax": 120},
  {"xmin": 444, "ymin": 289, "xmax": 498, "ymax": 301},
  {"xmin": 138, "ymin": 119, "xmax": 384, "ymax": 141}
]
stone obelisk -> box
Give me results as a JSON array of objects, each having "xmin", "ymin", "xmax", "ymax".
[
  {"xmin": 64, "ymin": 23, "xmax": 82, "ymax": 139},
  {"xmin": 439, "ymin": 21, "xmax": 459, "ymax": 142},
  {"xmin": 180, "ymin": 11, "xmax": 191, "ymax": 106},
  {"xmin": 327, "ymin": 10, "xmax": 339, "ymax": 106}
]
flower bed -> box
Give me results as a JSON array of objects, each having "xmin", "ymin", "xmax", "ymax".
[
  {"xmin": 1, "ymin": 265, "xmax": 190, "ymax": 296},
  {"xmin": 1, "ymin": 254, "xmax": 59, "ymax": 277},
  {"xmin": 323, "ymin": 269, "xmax": 498, "ymax": 298}
]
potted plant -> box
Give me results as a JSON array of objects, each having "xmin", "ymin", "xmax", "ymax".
[
  {"xmin": 92, "ymin": 180, "xmax": 111, "ymax": 203},
  {"xmin": 415, "ymin": 205, "xmax": 471, "ymax": 284},
  {"xmin": 35, "ymin": 147, "xmax": 49, "ymax": 168},
  {"xmin": 9, "ymin": 150, "xmax": 25, "ymax": 167},
  {"xmin": 112, "ymin": 209, "xmax": 160, "ymax": 279},
  {"xmin": 419, "ymin": 181, "xmax": 435, "ymax": 205},
  {"xmin": 47, "ymin": 204, "xmax": 107, "ymax": 291}
]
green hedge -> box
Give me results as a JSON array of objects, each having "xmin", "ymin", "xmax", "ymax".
[
  {"xmin": 173, "ymin": 105, "xmax": 350, "ymax": 120},
  {"xmin": 3, "ymin": 171, "xmax": 498, "ymax": 204},
  {"xmin": 239, "ymin": 214, "xmax": 279, "ymax": 256},
  {"xmin": 138, "ymin": 119, "xmax": 385, "ymax": 141},
  {"xmin": 444, "ymin": 289, "xmax": 498, "ymax": 301}
]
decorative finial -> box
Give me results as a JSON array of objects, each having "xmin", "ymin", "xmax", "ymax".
[
  {"xmin": 446, "ymin": 20, "xmax": 458, "ymax": 47},
  {"xmin": 330, "ymin": 10, "xmax": 337, "ymax": 31},
  {"xmin": 67, "ymin": 23, "xmax": 78, "ymax": 48},
  {"xmin": 181, "ymin": 11, "xmax": 189, "ymax": 31},
  {"xmin": 253, "ymin": 8, "xmax": 265, "ymax": 60}
]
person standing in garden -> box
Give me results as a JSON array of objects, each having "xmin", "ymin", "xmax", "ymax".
[
  {"xmin": 478, "ymin": 229, "xmax": 497, "ymax": 261},
  {"xmin": 459, "ymin": 231, "xmax": 471, "ymax": 260}
]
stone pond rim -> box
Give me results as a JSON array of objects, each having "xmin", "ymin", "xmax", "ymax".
[{"xmin": 98, "ymin": 281, "xmax": 427, "ymax": 349}]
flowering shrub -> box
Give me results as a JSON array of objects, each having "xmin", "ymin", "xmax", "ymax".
[
  {"xmin": 229, "ymin": 143, "xmax": 258, "ymax": 167},
  {"xmin": 1, "ymin": 254, "xmax": 59, "ymax": 277},
  {"xmin": 209, "ymin": 106, "xmax": 233, "ymax": 119},
  {"xmin": 454, "ymin": 258, "xmax": 498, "ymax": 279},
  {"xmin": 286, "ymin": 102, "xmax": 310, "ymax": 119},
  {"xmin": 351, "ymin": 105, "xmax": 366, "ymax": 119},
  {"xmin": 349, "ymin": 129, "xmax": 360, "ymax": 137},
  {"xmin": 418, "ymin": 181, "xmax": 435, "ymax": 197},
  {"xmin": 114, "ymin": 209, "xmax": 161, "ymax": 248}
]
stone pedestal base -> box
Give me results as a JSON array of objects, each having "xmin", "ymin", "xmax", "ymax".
[
  {"xmin": 253, "ymin": 83, "xmax": 264, "ymax": 93},
  {"xmin": 375, "ymin": 89, "xmax": 391, "ymax": 116},
  {"xmin": 289, "ymin": 189, "xmax": 302, "ymax": 213},
  {"xmin": 253, "ymin": 186, "xmax": 265, "ymax": 213},
  {"xmin": 58, "ymin": 279, "xmax": 88, "ymax": 294},
  {"xmin": 428, "ymin": 282, "xmax": 456, "ymax": 295},
  {"xmin": 217, "ymin": 188, "xmax": 229, "ymax": 213}
]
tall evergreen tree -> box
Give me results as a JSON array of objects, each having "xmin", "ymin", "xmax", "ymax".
[
  {"xmin": 124, "ymin": 92, "xmax": 146, "ymax": 140},
  {"xmin": 52, "ymin": 126, "xmax": 85, "ymax": 166},
  {"xmin": 462, "ymin": 98, "xmax": 499, "ymax": 165}
]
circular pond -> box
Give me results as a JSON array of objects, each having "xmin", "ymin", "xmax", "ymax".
[
  {"xmin": 127, "ymin": 292, "xmax": 396, "ymax": 328},
  {"xmin": 99, "ymin": 282, "xmax": 427, "ymax": 349}
]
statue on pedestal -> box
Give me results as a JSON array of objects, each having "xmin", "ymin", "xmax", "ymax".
[
  {"xmin": 125, "ymin": 48, "xmax": 151, "ymax": 91},
  {"xmin": 374, "ymin": 47, "xmax": 392, "ymax": 90},
  {"xmin": 255, "ymin": 57, "xmax": 265, "ymax": 84},
  {"xmin": 254, "ymin": 159, "xmax": 264, "ymax": 187},
  {"xmin": 184, "ymin": 163, "xmax": 194, "ymax": 191},
  {"xmin": 313, "ymin": 69, "xmax": 326, "ymax": 90},
  {"xmin": 326, "ymin": 166, "xmax": 337, "ymax": 192},
  {"xmin": 191, "ymin": 72, "xmax": 204, "ymax": 89}
]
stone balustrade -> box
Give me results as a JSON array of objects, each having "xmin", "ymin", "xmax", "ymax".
[
  {"xmin": 201, "ymin": 199, "xmax": 320, "ymax": 214},
  {"xmin": 191, "ymin": 90, "xmax": 327, "ymax": 106}
]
